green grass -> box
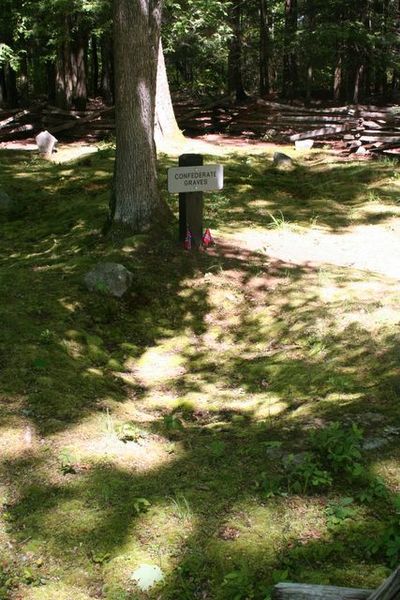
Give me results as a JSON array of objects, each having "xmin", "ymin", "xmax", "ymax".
[{"xmin": 0, "ymin": 145, "xmax": 399, "ymax": 599}]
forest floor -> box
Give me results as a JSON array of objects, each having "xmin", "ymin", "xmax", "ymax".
[{"xmin": 0, "ymin": 140, "xmax": 400, "ymax": 599}]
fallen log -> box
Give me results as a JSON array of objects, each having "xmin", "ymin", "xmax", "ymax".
[
  {"xmin": 0, "ymin": 123, "xmax": 35, "ymax": 141},
  {"xmin": 47, "ymin": 106, "xmax": 114, "ymax": 134},
  {"xmin": 367, "ymin": 565, "xmax": 400, "ymax": 600},
  {"xmin": 0, "ymin": 109, "xmax": 29, "ymax": 129},
  {"xmin": 273, "ymin": 566, "xmax": 400, "ymax": 600},
  {"xmin": 290, "ymin": 123, "xmax": 359, "ymax": 141},
  {"xmin": 360, "ymin": 135, "xmax": 400, "ymax": 143},
  {"xmin": 272, "ymin": 583, "xmax": 372, "ymax": 600}
]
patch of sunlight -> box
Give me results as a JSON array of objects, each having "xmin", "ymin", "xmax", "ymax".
[
  {"xmin": 51, "ymin": 412, "xmax": 177, "ymax": 472},
  {"xmin": 248, "ymin": 199, "xmax": 273, "ymax": 208},
  {"xmin": 23, "ymin": 583, "xmax": 93, "ymax": 600},
  {"xmin": 253, "ymin": 396, "xmax": 289, "ymax": 418},
  {"xmin": 24, "ymin": 240, "xmax": 58, "ymax": 259},
  {"xmin": 209, "ymin": 499, "xmax": 324, "ymax": 564},
  {"xmin": 52, "ymin": 144, "xmax": 98, "ymax": 164},
  {"xmin": 59, "ymin": 298, "xmax": 81, "ymax": 312},
  {"xmin": 84, "ymin": 367, "xmax": 103, "ymax": 377},
  {"xmin": 320, "ymin": 285, "xmax": 340, "ymax": 302},
  {"xmin": 320, "ymin": 392, "xmax": 363, "ymax": 406},
  {"xmin": 339, "ymin": 307, "xmax": 400, "ymax": 330},
  {"xmin": 14, "ymin": 171, "xmax": 33, "ymax": 178},
  {"xmin": 125, "ymin": 346, "xmax": 186, "ymax": 387},
  {"xmin": 0, "ymin": 424, "xmax": 39, "ymax": 458},
  {"xmin": 237, "ymin": 184, "xmax": 254, "ymax": 193},
  {"xmin": 370, "ymin": 458, "xmax": 400, "ymax": 490}
]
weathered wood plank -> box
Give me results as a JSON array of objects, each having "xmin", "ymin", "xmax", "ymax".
[
  {"xmin": 0, "ymin": 109, "xmax": 29, "ymax": 129},
  {"xmin": 360, "ymin": 135, "xmax": 400, "ymax": 143},
  {"xmin": 290, "ymin": 123, "xmax": 358, "ymax": 141},
  {"xmin": 272, "ymin": 583, "xmax": 372, "ymax": 600},
  {"xmin": 367, "ymin": 565, "xmax": 400, "ymax": 600}
]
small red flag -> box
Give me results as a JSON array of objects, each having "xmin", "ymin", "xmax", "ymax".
[
  {"xmin": 184, "ymin": 228, "xmax": 192, "ymax": 250},
  {"xmin": 202, "ymin": 228, "xmax": 214, "ymax": 247}
]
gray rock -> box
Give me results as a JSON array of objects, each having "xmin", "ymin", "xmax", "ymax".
[
  {"xmin": 0, "ymin": 190, "xmax": 13, "ymax": 214},
  {"xmin": 363, "ymin": 437, "xmax": 388, "ymax": 451},
  {"xmin": 295, "ymin": 139, "xmax": 314, "ymax": 151},
  {"xmin": 84, "ymin": 262, "xmax": 134, "ymax": 297},
  {"xmin": 359, "ymin": 412, "xmax": 386, "ymax": 425},
  {"xmin": 35, "ymin": 130, "xmax": 58, "ymax": 158},
  {"xmin": 273, "ymin": 152, "xmax": 295, "ymax": 170}
]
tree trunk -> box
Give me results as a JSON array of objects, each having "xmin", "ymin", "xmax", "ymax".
[
  {"xmin": 71, "ymin": 27, "xmax": 88, "ymax": 110},
  {"xmin": 55, "ymin": 14, "xmax": 88, "ymax": 110},
  {"xmin": 283, "ymin": 0, "xmax": 298, "ymax": 100},
  {"xmin": 46, "ymin": 60, "xmax": 56, "ymax": 105},
  {"xmin": 19, "ymin": 56, "xmax": 29, "ymax": 105},
  {"xmin": 259, "ymin": 0, "xmax": 270, "ymax": 97},
  {"xmin": 91, "ymin": 35, "xmax": 99, "ymax": 96},
  {"xmin": 101, "ymin": 33, "xmax": 114, "ymax": 104},
  {"xmin": 110, "ymin": 0, "xmax": 166, "ymax": 234},
  {"xmin": 4, "ymin": 63, "xmax": 18, "ymax": 107},
  {"xmin": 0, "ymin": 67, "xmax": 7, "ymax": 107},
  {"xmin": 228, "ymin": 0, "xmax": 247, "ymax": 102},
  {"xmin": 353, "ymin": 59, "xmax": 365, "ymax": 104},
  {"xmin": 154, "ymin": 39, "xmax": 183, "ymax": 148}
]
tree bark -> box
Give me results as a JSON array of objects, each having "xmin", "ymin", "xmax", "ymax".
[
  {"xmin": 101, "ymin": 32, "xmax": 114, "ymax": 104},
  {"xmin": 228, "ymin": 0, "xmax": 248, "ymax": 102},
  {"xmin": 0, "ymin": 67, "xmax": 7, "ymax": 107},
  {"xmin": 154, "ymin": 39, "xmax": 183, "ymax": 148},
  {"xmin": 70, "ymin": 26, "xmax": 88, "ymax": 110},
  {"xmin": 55, "ymin": 14, "xmax": 88, "ymax": 110},
  {"xmin": 259, "ymin": 0, "xmax": 270, "ymax": 97},
  {"xmin": 110, "ymin": 0, "xmax": 166, "ymax": 234},
  {"xmin": 282, "ymin": 0, "xmax": 298, "ymax": 100},
  {"xmin": 91, "ymin": 35, "xmax": 99, "ymax": 96}
]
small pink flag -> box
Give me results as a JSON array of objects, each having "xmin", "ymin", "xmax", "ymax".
[
  {"xmin": 184, "ymin": 228, "xmax": 192, "ymax": 250},
  {"xmin": 202, "ymin": 228, "xmax": 214, "ymax": 247}
]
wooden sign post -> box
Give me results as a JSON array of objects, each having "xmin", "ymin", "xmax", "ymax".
[{"xmin": 168, "ymin": 154, "xmax": 224, "ymax": 249}]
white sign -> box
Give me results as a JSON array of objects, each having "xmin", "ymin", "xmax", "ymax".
[{"xmin": 168, "ymin": 164, "xmax": 223, "ymax": 194}]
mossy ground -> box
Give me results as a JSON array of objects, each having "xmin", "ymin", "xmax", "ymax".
[{"xmin": 0, "ymin": 143, "xmax": 399, "ymax": 599}]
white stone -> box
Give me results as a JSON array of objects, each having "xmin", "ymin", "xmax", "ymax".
[
  {"xmin": 130, "ymin": 564, "xmax": 164, "ymax": 591},
  {"xmin": 355, "ymin": 145, "xmax": 368, "ymax": 155},
  {"xmin": 295, "ymin": 139, "xmax": 314, "ymax": 151},
  {"xmin": 35, "ymin": 130, "xmax": 58, "ymax": 157}
]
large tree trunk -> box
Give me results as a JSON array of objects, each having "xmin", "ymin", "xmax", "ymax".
[
  {"xmin": 282, "ymin": 0, "xmax": 298, "ymax": 100},
  {"xmin": 70, "ymin": 27, "xmax": 88, "ymax": 110},
  {"xmin": 154, "ymin": 39, "xmax": 183, "ymax": 148},
  {"xmin": 259, "ymin": 0, "xmax": 270, "ymax": 97},
  {"xmin": 55, "ymin": 14, "xmax": 88, "ymax": 110},
  {"xmin": 110, "ymin": 0, "xmax": 166, "ymax": 234},
  {"xmin": 4, "ymin": 63, "xmax": 18, "ymax": 107},
  {"xmin": 228, "ymin": 0, "xmax": 248, "ymax": 102}
]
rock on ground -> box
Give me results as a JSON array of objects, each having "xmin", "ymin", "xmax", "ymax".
[
  {"xmin": 273, "ymin": 152, "xmax": 295, "ymax": 170},
  {"xmin": 84, "ymin": 262, "xmax": 134, "ymax": 297}
]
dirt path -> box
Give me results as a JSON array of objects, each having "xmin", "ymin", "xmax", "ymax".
[{"xmin": 225, "ymin": 219, "xmax": 400, "ymax": 280}]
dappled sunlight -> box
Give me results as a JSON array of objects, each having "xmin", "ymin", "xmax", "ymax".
[{"xmin": 1, "ymin": 146, "xmax": 400, "ymax": 598}]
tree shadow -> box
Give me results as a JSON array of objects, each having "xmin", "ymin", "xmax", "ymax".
[{"xmin": 0, "ymin": 147, "xmax": 399, "ymax": 598}]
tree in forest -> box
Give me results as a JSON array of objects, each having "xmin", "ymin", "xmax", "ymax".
[{"xmin": 109, "ymin": 0, "xmax": 167, "ymax": 234}]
